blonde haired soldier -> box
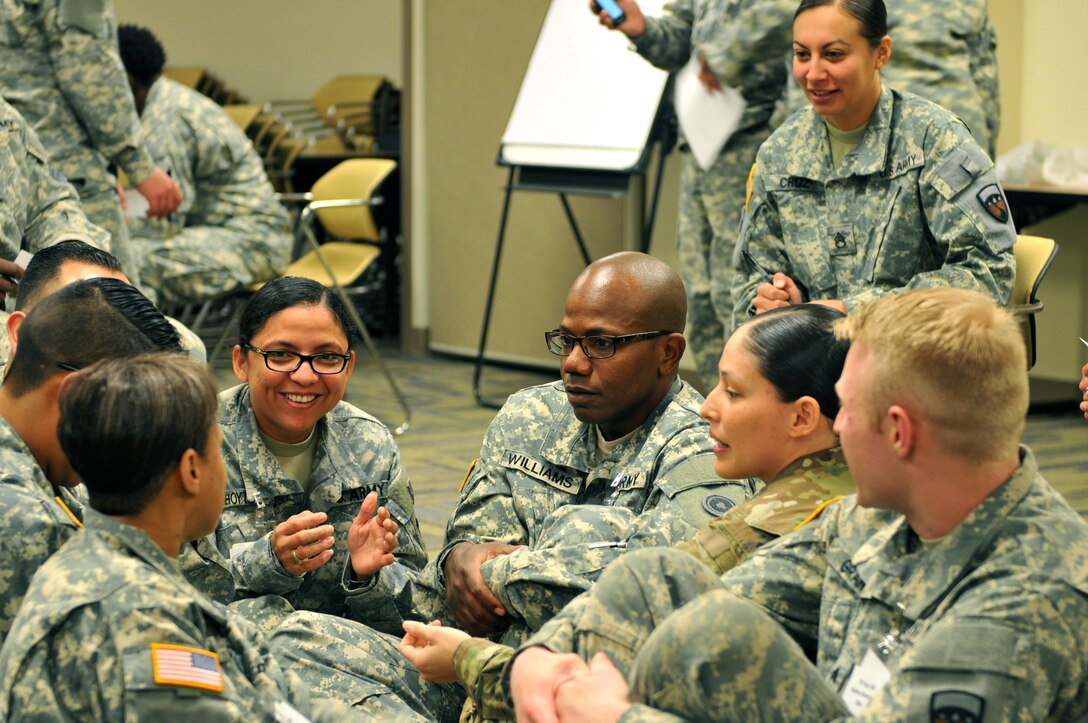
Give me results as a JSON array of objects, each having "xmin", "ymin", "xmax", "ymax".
[
  {"xmin": 511, "ymin": 288, "xmax": 1088, "ymax": 721},
  {"xmin": 837, "ymin": 286, "xmax": 1026, "ymax": 466}
]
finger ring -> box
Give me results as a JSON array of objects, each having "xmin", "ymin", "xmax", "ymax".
[{"xmin": 291, "ymin": 548, "xmax": 302, "ymax": 565}]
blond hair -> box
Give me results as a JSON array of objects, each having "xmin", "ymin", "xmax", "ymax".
[{"xmin": 835, "ymin": 288, "xmax": 1026, "ymax": 462}]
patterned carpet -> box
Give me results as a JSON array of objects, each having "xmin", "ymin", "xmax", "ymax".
[{"xmin": 212, "ymin": 344, "xmax": 1088, "ymax": 555}]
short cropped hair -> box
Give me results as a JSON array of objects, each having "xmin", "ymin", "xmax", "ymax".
[
  {"xmin": 5, "ymin": 278, "xmax": 183, "ymax": 396},
  {"xmin": 58, "ymin": 354, "xmax": 219, "ymax": 516},
  {"xmin": 835, "ymin": 288, "xmax": 1026, "ymax": 462},
  {"xmin": 15, "ymin": 241, "xmax": 123, "ymax": 311},
  {"xmin": 117, "ymin": 24, "xmax": 167, "ymax": 89}
]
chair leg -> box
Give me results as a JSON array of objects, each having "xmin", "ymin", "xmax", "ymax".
[
  {"xmin": 208, "ymin": 301, "xmax": 245, "ymax": 368},
  {"xmin": 189, "ymin": 299, "xmax": 216, "ymax": 336},
  {"xmin": 338, "ymin": 287, "xmax": 411, "ymax": 435}
]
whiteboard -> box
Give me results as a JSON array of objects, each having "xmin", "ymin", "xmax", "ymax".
[{"xmin": 500, "ymin": 0, "xmax": 669, "ymax": 172}]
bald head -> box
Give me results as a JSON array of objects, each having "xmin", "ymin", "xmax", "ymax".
[{"xmin": 568, "ymin": 252, "xmax": 687, "ymax": 332}]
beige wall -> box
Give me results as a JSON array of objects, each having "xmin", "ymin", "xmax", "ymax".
[
  {"xmin": 990, "ymin": 0, "xmax": 1088, "ymax": 152},
  {"xmin": 989, "ymin": 0, "xmax": 1023, "ymax": 156},
  {"xmin": 1017, "ymin": 0, "xmax": 1088, "ymax": 147},
  {"xmin": 113, "ymin": 0, "xmax": 403, "ymax": 104}
]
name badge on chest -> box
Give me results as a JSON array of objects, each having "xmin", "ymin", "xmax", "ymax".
[
  {"xmin": 840, "ymin": 648, "xmax": 891, "ymax": 714},
  {"xmin": 502, "ymin": 450, "xmax": 580, "ymax": 494}
]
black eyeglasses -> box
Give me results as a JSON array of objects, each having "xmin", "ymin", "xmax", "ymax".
[
  {"xmin": 244, "ymin": 344, "xmax": 351, "ymax": 375},
  {"xmin": 544, "ymin": 330, "xmax": 671, "ymax": 360}
]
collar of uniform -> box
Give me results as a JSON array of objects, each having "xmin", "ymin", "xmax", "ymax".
[
  {"xmin": 0, "ymin": 413, "xmax": 61, "ymax": 502},
  {"xmin": 739, "ymin": 445, "xmax": 853, "ymax": 536},
  {"xmin": 780, "ymin": 84, "xmax": 895, "ymax": 182},
  {"xmin": 830, "ymin": 84, "xmax": 895, "ymax": 179},
  {"xmin": 145, "ymin": 74, "xmax": 169, "ymax": 112},
  {"xmin": 854, "ymin": 445, "xmax": 1036, "ymax": 620},
  {"xmin": 83, "ymin": 508, "xmax": 231, "ymax": 624},
  {"xmin": 541, "ymin": 377, "xmax": 684, "ymax": 471},
  {"xmin": 224, "ymin": 384, "xmax": 322, "ymax": 501}
]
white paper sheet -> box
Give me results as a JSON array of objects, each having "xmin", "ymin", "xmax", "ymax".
[
  {"xmin": 122, "ymin": 188, "xmax": 150, "ymax": 220},
  {"xmin": 675, "ymin": 56, "xmax": 746, "ymax": 171}
]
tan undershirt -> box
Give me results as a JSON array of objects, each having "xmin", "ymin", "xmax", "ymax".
[
  {"xmin": 260, "ymin": 427, "xmax": 318, "ymax": 492},
  {"xmin": 825, "ymin": 118, "xmax": 870, "ymax": 167},
  {"xmin": 593, "ymin": 426, "xmax": 639, "ymax": 467}
]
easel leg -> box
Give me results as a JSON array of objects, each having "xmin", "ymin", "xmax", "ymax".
[
  {"xmin": 558, "ymin": 193, "xmax": 592, "ymax": 266},
  {"xmin": 472, "ymin": 167, "xmax": 517, "ymax": 408}
]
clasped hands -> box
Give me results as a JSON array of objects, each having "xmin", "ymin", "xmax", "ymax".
[{"xmin": 397, "ymin": 627, "xmax": 632, "ymax": 723}]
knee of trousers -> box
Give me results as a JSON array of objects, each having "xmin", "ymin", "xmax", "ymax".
[
  {"xmin": 631, "ymin": 590, "xmax": 794, "ymax": 692},
  {"xmin": 592, "ymin": 548, "xmax": 723, "ymax": 619}
]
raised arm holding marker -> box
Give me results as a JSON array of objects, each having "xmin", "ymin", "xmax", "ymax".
[{"xmin": 742, "ymin": 249, "xmax": 792, "ymax": 306}]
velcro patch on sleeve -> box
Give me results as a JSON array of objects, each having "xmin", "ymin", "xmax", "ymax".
[{"xmin": 151, "ymin": 644, "xmax": 224, "ymax": 692}]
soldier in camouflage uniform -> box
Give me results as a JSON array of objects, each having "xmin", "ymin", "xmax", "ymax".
[
  {"xmin": 0, "ymin": 355, "xmax": 400, "ymax": 721},
  {"xmin": 734, "ymin": 0, "xmax": 1015, "ymax": 327},
  {"xmin": 332, "ymin": 253, "xmax": 754, "ymax": 647},
  {"xmin": 0, "ymin": 0, "xmax": 182, "ymax": 288},
  {"xmin": 592, "ymin": 0, "xmax": 795, "ymax": 390},
  {"xmin": 0, "ymin": 279, "xmax": 181, "ymax": 647},
  {"xmin": 180, "ymin": 277, "xmax": 427, "ymax": 627},
  {"xmin": 118, "ymin": 25, "xmax": 292, "ymax": 306},
  {"xmin": 783, "ymin": 1, "xmax": 1000, "ymax": 158},
  {"xmin": 0, "ymin": 97, "xmax": 107, "ymax": 260},
  {"xmin": 0, "ymin": 96, "xmax": 110, "ymax": 363},
  {"xmin": 513, "ymin": 288, "xmax": 1088, "ymax": 722}
]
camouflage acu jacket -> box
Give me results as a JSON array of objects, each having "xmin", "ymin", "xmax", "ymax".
[
  {"xmin": 0, "ymin": 510, "xmax": 362, "ymax": 721},
  {"xmin": 0, "ymin": 0, "xmax": 155, "ymax": 188},
  {"xmin": 0, "ymin": 416, "xmax": 85, "ymax": 646},
  {"xmin": 180, "ymin": 384, "xmax": 427, "ymax": 621},
  {"xmin": 721, "ymin": 446, "xmax": 1088, "ymax": 720},
  {"xmin": 733, "ymin": 86, "xmax": 1015, "ymax": 325}
]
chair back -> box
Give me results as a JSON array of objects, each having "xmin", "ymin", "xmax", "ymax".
[
  {"xmin": 1010, "ymin": 234, "xmax": 1059, "ymax": 369},
  {"xmin": 163, "ymin": 67, "xmax": 205, "ymax": 89},
  {"xmin": 311, "ymin": 75, "xmax": 388, "ymax": 118},
  {"xmin": 223, "ymin": 104, "xmax": 262, "ymax": 132},
  {"xmin": 310, "ymin": 158, "xmax": 397, "ymax": 241}
]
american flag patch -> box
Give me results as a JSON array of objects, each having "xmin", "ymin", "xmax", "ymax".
[{"xmin": 151, "ymin": 644, "xmax": 224, "ymax": 692}]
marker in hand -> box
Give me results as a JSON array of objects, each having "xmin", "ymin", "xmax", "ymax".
[{"xmin": 743, "ymin": 249, "xmax": 792, "ymax": 305}]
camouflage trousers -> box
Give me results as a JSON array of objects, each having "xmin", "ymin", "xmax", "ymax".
[
  {"xmin": 132, "ymin": 224, "xmax": 291, "ymax": 306},
  {"xmin": 271, "ymin": 611, "xmax": 466, "ymax": 722},
  {"xmin": 677, "ymin": 124, "xmax": 767, "ymax": 391},
  {"xmin": 527, "ymin": 548, "xmax": 849, "ymax": 720},
  {"xmin": 78, "ymin": 182, "xmax": 140, "ymax": 289}
]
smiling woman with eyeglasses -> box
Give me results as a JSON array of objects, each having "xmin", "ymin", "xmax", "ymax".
[{"xmin": 178, "ymin": 277, "xmax": 427, "ymax": 624}]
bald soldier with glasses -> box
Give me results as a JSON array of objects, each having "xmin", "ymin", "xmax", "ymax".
[{"xmin": 321, "ymin": 252, "xmax": 755, "ymax": 654}]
